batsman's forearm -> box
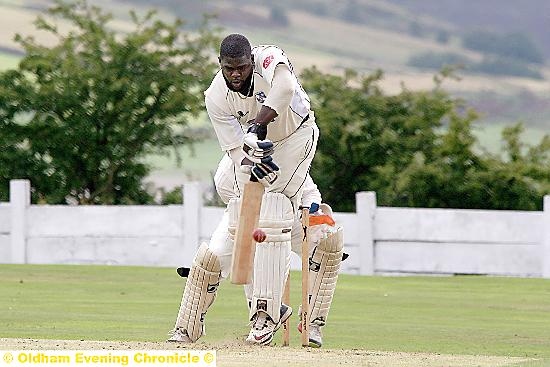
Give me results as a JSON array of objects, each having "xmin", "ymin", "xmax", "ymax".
[{"xmin": 254, "ymin": 105, "xmax": 278, "ymax": 126}]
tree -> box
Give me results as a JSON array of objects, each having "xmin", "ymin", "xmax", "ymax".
[
  {"xmin": 462, "ymin": 30, "xmax": 545, "ymax": 65},
  {"xmin": 341, "ymin": 0, "xmax": 362, "ymax": 24},
  {"xmin": 301, "ymin": 67, "xmax": 550, "ymax": 211},
  {"xmin": 0, "ymin": 0, "xmax": 219, "ymax": 204},
  {"xmin": 408, "ymin": 51, "xmax": 469, "ymax": 70},
  {"xmin": 301, "ymin": 67, "xmax": 458, "ymax": 211},
  {"xmin": 436, "ymin": 29, "xmax": 450, "ymax": 44},
  {"xmin": 408, "ymin": 21, "xmax": 424, "ymax": 38},
  {"xmin": 270, "ymin": 5, "xmax": 289, "ymax": 27}
]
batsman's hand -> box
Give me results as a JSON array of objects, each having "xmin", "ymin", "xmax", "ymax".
[
  {"xmin": 240, "ymin": 156, "xmax": 279, "ymax": 187},
  {"xmin": 242, "ymin": 123, "xmax": 274, "ymax": 164}
]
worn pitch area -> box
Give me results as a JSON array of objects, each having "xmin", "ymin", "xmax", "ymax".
[{"xmin": 0, "ymin": 338, "xmax": 533, "ymax": 367}]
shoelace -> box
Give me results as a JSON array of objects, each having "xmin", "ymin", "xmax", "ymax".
[
  {"xmin": 255, "ymin": 315, "xmax": 267, "ymax": 330},
  {"xmin": 168, "ymin": 327, "xmax": 185, "ymax": 337},
  {"xmin": 168, "ymin": 328, "xmax": 179, "ymax": 336},
  {"xmin": 253, "ymin": 312, "xmax": 271, "ymax": 330}
]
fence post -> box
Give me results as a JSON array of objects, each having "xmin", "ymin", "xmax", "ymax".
[
  {"xmin": 10, "ymin": 179, "xmax": 30, "ymax": 264},
  {"xmin": 356, "ymin": 191, "xmax": 376, "ymax": 275},
  {"xmin": 182, "ymin": 182, "xmax": 202, "ymax": 267},
  {"xmin": 543, "ymin": 195, "xmax": 550, "ymax": 278}
]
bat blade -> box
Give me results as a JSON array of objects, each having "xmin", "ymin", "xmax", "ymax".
[{"xmin": 230, "ymin": 180, "xmax": 265, "ymax": 284}]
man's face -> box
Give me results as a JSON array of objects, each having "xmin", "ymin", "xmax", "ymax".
[{"xmin": 219, "ymin": 55, "xmax": 253, "ymax": 92}]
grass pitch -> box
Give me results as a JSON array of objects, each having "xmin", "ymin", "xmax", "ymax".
[{"xmin": 1, "ymin": 264, "xmax": 550, "ymax": 359}]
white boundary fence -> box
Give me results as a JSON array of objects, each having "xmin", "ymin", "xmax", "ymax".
[{"xmin": 2, "ymin": 179, "xmax": 550, "ymax": 278}]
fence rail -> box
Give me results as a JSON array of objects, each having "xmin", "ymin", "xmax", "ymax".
[{"xmin": 2, "ymin": 179, "xmax": 550, "ymax": 278}]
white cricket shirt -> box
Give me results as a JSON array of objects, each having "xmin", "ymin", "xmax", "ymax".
[{"xmin": 205, "ymin": 45, "xmax": 312, "ymax": 151}]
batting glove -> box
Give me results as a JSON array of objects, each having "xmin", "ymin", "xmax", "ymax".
[
  {"xmin": 242, "ymin": 123, "xmax": 274, "ymax": 164},
  {"xmin": 240, "ymin": 156, "xmax": 279, "ymax": 187}
]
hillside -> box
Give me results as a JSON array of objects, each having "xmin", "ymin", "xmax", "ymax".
[
  {"xmin": 387, "ymin": 0, "xmax": 550, "ymax": 58},
  {"xmin": 124, "ymin": 0, "xmax": 550, "ymax": 130},
  {"xmin": 2, "ymin": 1, "xmax": 549, "ymax": 99},
  {"xmin": 0, "ymin": 0, "xmax": 548, "ymax": 187}
]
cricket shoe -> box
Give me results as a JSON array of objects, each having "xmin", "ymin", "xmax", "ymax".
[
  {"xmin": 275, "ymin": 303, "xmax": 293, "ymax": 332},
  {"xmin": 297, "ymin": 320, "xmax": 324, "ymax": 348},
  {"xmin": 246, "ymin": 311, "xmax": 275, "ymax": 345},
  {"xmin": 245, "ymin": 305, "xmax": 292, "ymax": 345},
  {"xmin": 166, "ymin": 327, "xmax": 194, "ymax": 343},
  {"xmin": 245, "ymin": 302, "xmax": 293, "ymax": 331}
]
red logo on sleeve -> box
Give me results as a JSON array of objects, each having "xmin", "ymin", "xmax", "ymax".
[{"xmin": 262, "ymin": 55, "xmax": 274, "ymax": 69}]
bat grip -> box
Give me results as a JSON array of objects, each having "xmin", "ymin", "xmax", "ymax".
[
  {"xmin": 250, "ymin": 124, "xmax": 267, "ymax": 182},
  {"xmin": 256, "ymin": 124, "xmax": 267, "ymax": 140}
]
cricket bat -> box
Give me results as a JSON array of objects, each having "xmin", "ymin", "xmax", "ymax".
[
  {"xmin": 282, "ymin": 272, "xmax": 290, "ymax": 346},
  {"xmin": 230, "ymin": 179, "xmax": 264, "ymax": 284},
  {"xmin": 230, "ymin": 128, "xmax": 267, "ymax": 285}
]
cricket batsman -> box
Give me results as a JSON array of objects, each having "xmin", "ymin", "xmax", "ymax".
[{"xmin": 168, "ymin": 34, "xmax": 342, "ymax": 347}]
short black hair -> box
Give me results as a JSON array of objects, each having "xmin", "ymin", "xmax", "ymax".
[{"xmin": 220, "ymin": 34, "xmax": 251, "ymax": 59}]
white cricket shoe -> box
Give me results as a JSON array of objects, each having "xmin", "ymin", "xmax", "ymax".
[
  {"xmin": 246, "ymin": 311, "xmax": 277, "ymax": 345},
  {"xmin": 297, "ymin": 318, "xmax": 324, "ymax": 348},
  {"xmin": 245, "ymin": 305, "xmax": 292, "ymax": 345},
  {"xmin": 166, "ymin": 327, "xmax": 193, "ymax": 343},
  {"xmin": 307, "ymin": 323, "xmax": 323, "ymax": 348}
]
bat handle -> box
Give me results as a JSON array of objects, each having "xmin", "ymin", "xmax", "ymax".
[{"xmin": 257, "ymin": 126, "xmax": 267, "ymax": 140}]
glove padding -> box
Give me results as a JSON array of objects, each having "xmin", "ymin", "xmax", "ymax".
[
  {"xmin": 241, "ymin": 156, "xmax": 279, "ymax": 187},
  {"xmin": 242, "ymin": 123, "xmax": 274, "ymax": 164}
]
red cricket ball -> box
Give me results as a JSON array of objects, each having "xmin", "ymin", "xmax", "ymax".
[{"xmin": 252, "ymin": 228, "xmax": 266, "ymax": 243}]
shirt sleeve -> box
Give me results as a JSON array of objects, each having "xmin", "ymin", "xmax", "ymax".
[
  {"xmin": 262, "ymin": 64, "xmax": 294, "ymax": 115},
  {"xmin": 301, "ymin": 174, "xmax": 322, "ymax": 207},
  {"xmin": 255, "ymin": 46, "xmax": 293, "ymax": 85},
  {"xmin": 205, "ymin": 95, "xmax": 244, "ymax": 152}
]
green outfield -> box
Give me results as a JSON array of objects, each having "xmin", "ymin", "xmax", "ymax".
[{"xmin": 1, "ymin": 264, "xmax": 549, "ymax": 360}]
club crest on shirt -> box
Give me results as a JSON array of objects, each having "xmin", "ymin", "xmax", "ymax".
[
  {"xmin": 262, "ymin": 55, "xmax": 274, "ymax": 69},
  {"xmin": 255, "ymin": 91, "xmax": 267, "ymax": 103}
]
